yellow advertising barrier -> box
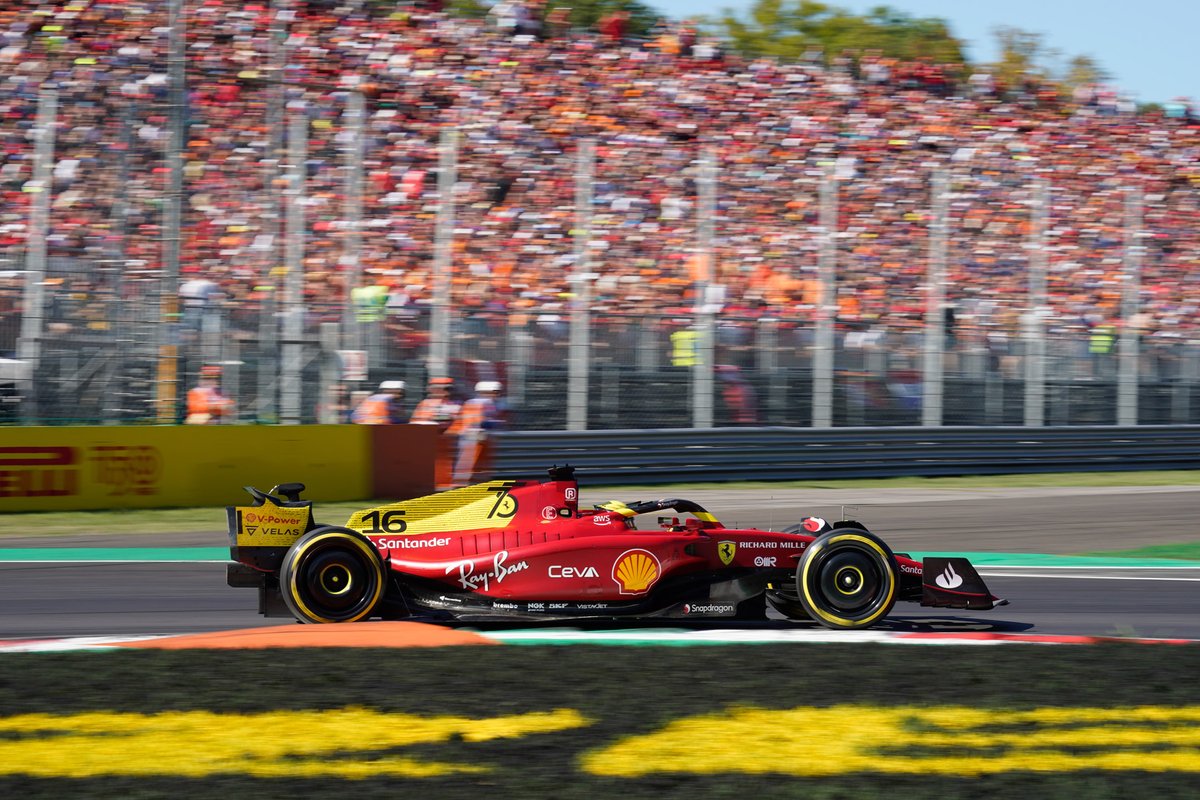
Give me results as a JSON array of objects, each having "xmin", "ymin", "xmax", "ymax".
[{"xmin": 0, "ymin": 426, "xmax": 373, "ymax": 512}]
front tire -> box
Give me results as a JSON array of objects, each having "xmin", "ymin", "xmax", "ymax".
[
  {"xmin": 796, "ymin": 528, "xmax": 897, "ymax": 630},
  {"xmin": 280, "ymin": 527, "xmax": 385, "ymax": 623}
]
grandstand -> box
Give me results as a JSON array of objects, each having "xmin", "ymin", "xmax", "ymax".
[{"xmin": 0, "ymin": 1, "xmax": 1197, "ymax": 428}]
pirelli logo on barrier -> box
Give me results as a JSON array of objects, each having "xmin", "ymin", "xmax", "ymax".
[
  {"xmin": 0, "ymin": 446, "xmax": 163, "ymax": 500},
  {"xmin": 90, "ymin": 445, "xmax": 162, "ymax": 497},
  {"xmin": 0, "ymin": 425, "xmax": 372, "ymax": 512},
  {"xmin": 0, "ymin": 447, "xmax": 79, "ymax": 499}
]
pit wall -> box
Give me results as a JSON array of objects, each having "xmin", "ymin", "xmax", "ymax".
[{"xmin": 0, "ymin": 424, "xmax": 438, "ymax": 512}]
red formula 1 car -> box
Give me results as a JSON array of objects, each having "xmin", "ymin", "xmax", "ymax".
[{"xmin": 226, "ymin": 466, "xmax": 1005, "ymax": 630}]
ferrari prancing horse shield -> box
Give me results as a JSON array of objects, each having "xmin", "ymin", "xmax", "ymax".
[{"xmin": 718, "ymin": 541, "xmax": 736, "ymax": 565}]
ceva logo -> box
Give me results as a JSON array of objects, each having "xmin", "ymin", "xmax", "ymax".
[{"xmin": 548, "ymin": 565, "xmax": 599, "ymax": 579}]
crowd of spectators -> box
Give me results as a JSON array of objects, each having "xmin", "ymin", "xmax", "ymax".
[{"xmin": 1, "ymin": 0, "xmax": 1198, "ymax": 367}]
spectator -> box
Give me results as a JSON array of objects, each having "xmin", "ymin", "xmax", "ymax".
[
  {"xmin": 597, "ymin": 9, "xmax": 629, "ymax": 45},
  {"xmin": 448, "ymin": 380, "xmax": 505, "ymax": 486},
  {"xmin": 1, "ymin": 0, "xmax": 1198, "ymax": 372},
  {"xmin": 185, "ymin": 365, "xmax": 235, "ymax": 424},
  {"xmin": 717, "ymin": 365, "xmax": 759, "ymax": 424},
  {"xmin": 410, "ymin": 376, "xmax": 462, "ymax": 490},
  {"xmin": 352, "ymin": 380, "xmax": 407, "ymax": 424},
  {"xmin": 410, "ymin": 377, "xmax": 461, "ymax": 429}
]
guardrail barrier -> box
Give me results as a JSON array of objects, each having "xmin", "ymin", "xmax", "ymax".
[{"xmin": 492, "ymin": 426, "xmax": 1200, "ymax": 485}]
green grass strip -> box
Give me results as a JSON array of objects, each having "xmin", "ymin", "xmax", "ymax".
[{"xmin": 1082, "ymin": 542, "xmax": 1200, "ymax": 561}]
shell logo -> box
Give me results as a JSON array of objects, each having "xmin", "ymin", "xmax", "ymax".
[{"xmin": 612, "ymin": 549, "xmax": 661, "ymax": 595}]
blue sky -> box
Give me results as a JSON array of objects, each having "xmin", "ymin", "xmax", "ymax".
[{"xmin": 646, "ymin": 0, "xmax": 1198, "ymax": 105}]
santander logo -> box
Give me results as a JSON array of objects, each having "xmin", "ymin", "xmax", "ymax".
[{"xmin": 935, "ymin": 563, "xmax": 964, "ymax": 589}]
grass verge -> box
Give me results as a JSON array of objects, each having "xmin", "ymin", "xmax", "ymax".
[{"xmin": 1, "ymin": 645, "xmax": 1199, "ymax": 799}]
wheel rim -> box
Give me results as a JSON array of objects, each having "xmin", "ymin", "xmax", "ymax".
[
  {"xmin": 288, "ymin": 534, "xmax": 383, "ymax": 622},
  {"xmin": 317, "ymin": 562, "xmax": 355, "ymax": 597},
  {"xmin": 817, "ymin": 550, "xmax": 881, "ymax": 612}
]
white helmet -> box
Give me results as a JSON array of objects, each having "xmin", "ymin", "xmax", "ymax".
[
  {"xmin": 380, "ymin": 380, "xmax": 406, "ymax": 392},
  {"xmin": 475, "ymin": 380, "xmax": 502, "ymax": 393}
]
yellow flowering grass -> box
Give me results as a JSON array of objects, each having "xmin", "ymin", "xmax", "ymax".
[
  {"xmin": 582, "ymin": 705, "xmax": 1200, "ymax": 777},
  {"xmin": 0, "ymin": 707, "xmax": 588, "ymax": 779}
]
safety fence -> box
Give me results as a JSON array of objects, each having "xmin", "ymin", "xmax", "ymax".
[
  {"xmin": 490, "ymin": 425, "xmax": 1200, "ymax": 485},
  {"xmin": 4, "ymin": 306, "xmax": 1200, "ymax": 429}
]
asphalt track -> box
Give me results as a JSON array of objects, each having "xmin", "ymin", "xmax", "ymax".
[{"xmin": 1, "ymin": 486, "xmax": 1198, "ymax": 641}]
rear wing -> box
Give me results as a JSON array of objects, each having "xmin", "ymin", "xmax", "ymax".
[{"xmin": 227, "ymin": 483, "xmax": 315, "ymax": 573}]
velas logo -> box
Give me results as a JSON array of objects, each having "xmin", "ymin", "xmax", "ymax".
[{"xmin": 612, "ymin": 549, "xmax": 661, "ymax": 595}]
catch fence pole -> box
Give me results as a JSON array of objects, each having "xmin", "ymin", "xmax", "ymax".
[
  {"xmin": 812, "ymin": 168, "xmax": 837, "ymax": 428},
  {"xmin": 257, "ymin": 0, "xmax": 291, "ymax": 422},
  {"xmin": 1024, "ymin": 178, "xmax": 1049, "ymax": 427},
  {"xmin": 341, "ymin": 90, "xmax": 366, "ymax": 352},
  {"xmin": 693, "ymin": 145, "xmax": 718, "ymax": 429},
  {"xmin": 922, "ymin": 169, "xmax": 948, "ymax": 426},
  {"xmin": 428, "ymin": 128, "xmax": 458, "ymax": 381},
  {"xmin": 280, "ymin": 108, "xmax": 307, "ymax": 424},
  {"xmin": 1118, "ymin": 185, "xmax": 1144, "ymax": 426},
  {"xmin": 17, "ymin": 87, "xmax": 56, "ymax": 424},
  {"xmin": 567, "ymin": 139, "xmax": 595, "ymax": 431},
  {"xmin": 156, "ymin": 0, "xmax": 185, "ymax": 423}
]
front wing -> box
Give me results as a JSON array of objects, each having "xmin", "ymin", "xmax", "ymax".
[{"xmin": 921, "ymin": 557, "xmax": 1006, "ymax": 610}]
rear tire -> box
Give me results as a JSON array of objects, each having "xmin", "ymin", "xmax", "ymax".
[
  {"xmin": 280, "ymin": 527, "xmax": 385, "ymax": 623},
  {"xmin": 765, "ymin": 589, "xmax": 810, "ymax": 620},
  {"xmin": 795, "ymin": 528, "xmax": 897, "ymax": 630}
]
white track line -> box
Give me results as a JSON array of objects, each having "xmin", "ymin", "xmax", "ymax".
[
  {"xmin": 982, "ymin": 570, "xmax": 1200, "ymax": 582},
  {"xmin": 0, "ymin": 559, "xmax": 229, "ymax": 564}
]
